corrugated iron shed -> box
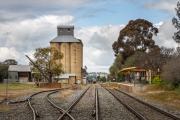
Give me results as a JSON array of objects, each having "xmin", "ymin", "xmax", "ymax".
[{"xmin": 8, "ymin": 65, "xmax": 31, "ymax": 72}]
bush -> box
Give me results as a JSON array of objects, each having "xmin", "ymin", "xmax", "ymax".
[
  {"xmin": 161, "ymin": 57, "xmax": 180, "ymax": 88},
  {"xmin": 152, "ymin": 76, "xmax": 162, "ymax": 84}
]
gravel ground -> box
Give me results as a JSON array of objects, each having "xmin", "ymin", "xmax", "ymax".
[
  {"xmin": 0, "ymin": 102, "xmax": 32, "ymax": 120},
  {"xmin": 113, "ymin": 89, "xmax": 174, "ymax": 120},
  {"xmin": 67, "ymin": 85, "xmax": 95, "ymax": 120},
  {"xmin": 30, "ymin": 91, "xmax": 61, "ymax": 120},
  {"xmin": 49, "ymin": 88, "xmax": 83, "ymax": 110},
  {"xmin": 98, "ymin": 87, "xmax": 138, "ymax": 120}
]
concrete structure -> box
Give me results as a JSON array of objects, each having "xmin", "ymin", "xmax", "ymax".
[
  {"xmin": 8, "ymin": 65, "xmax": 31, "ymax": 83},
  {"xmin": 50, "ymin": 25, "xmax": 83, "ymax": 84}
]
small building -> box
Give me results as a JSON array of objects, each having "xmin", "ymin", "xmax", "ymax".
[
  {"xmin": 8, "ymin": 65, "xmax": 31, "ymax": 83},
  {"xmin": 120, "ymin": 67, "xmax": 152, "ymax": 84}
]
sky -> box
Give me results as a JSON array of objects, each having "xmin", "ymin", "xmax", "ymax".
[{"xmin": 0, "ymin": 0, "xmax": 179, "ymax": 73}]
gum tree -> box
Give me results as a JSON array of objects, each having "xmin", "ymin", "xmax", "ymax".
[
  {"xmin": 172, "ymin": 0, "xmax": 180, "ymax": 54},
  {"xmin": 112, "ymin": 19, "xmax": 159, "ymax": 62}
]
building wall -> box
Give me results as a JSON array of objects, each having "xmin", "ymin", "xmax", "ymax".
[
  {"xmin": 50, "ymin": 42, "xmax": 83, "ymax": 83},
  {"xmin": 8, "ymin": 71, "xmax": 18, "ymax": 82},
  {"xmin": 8, "ymin": 71, "xmax": 31, "ymax": 83}
]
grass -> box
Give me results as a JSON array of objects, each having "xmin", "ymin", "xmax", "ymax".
[
  {"xmin": 0, "ymin": 83, "xmax": 37, "ymax": 90},
  {"xmin": 0, "ymin": 83, "xmax": 49, "ymax": 101}
]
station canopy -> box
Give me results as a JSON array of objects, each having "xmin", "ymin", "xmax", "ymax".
[{"xmin": 119, "ymin": 67, "xmax": 147, "ymax": 73}]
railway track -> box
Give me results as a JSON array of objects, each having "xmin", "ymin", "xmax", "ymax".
[
  {"xmin": 104, "ymin": 86, "xmax": 180, "ymax": 120},
  {"xmin": 58, "ymin": 86, "xmax": 93, "ymax": 120},
  {"xmin": 28, "ymin": 89, "xmax": 63, "ymax": 120},
  {"xmin": 28, "ymin": 85, "xmax": 100, "ymax": 120},
  {"xmin": 115, "ymin": 89, "xmax": 180, "ymax": 120},
  {"xmin": 95, "ymin": 87, "xmax": 99, "ymax": 120},
  {"xmin": 98, "ymin": 86, "xmax": 139, "ymax": 120}
]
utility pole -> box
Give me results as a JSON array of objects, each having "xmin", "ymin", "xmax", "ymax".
[
  {"xmin": 5, "ymin": 32, "xmax": 9, "ymax": 104},
  {"xmin": 5, "ymin": 78, "xmax": 8, "ymax": 104}
]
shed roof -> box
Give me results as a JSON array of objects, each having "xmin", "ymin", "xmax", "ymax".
[
  {"xmin": 8, "ymin": 65, "xmax": 31, "ymax": 72},
  {"xmin": 50, "ymin": 35, "xmax": 81, "ymax": 43}
]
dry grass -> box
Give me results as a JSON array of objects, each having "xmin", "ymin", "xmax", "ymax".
[
  {"xmin": 137, "ymin": 85, "xmax": 180, "ymax": 110},
  {"xmin": 0, "ymin": 83, "xmax": 54, "ymax": 100}
]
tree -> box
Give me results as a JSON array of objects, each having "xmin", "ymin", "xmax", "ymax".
[
  {"xmin": 0, "ymin": 64, "xmax": 8, "ymax": 82},
  {"xmin": 172, "ymin": 1, "xmax": 180, "ymax": 45},
  {"xmin": 32, "ymin": 47, "xmax": 63, "ymax": 83},
  {"xmin": 112, "ymin": 19, "xmax": 159, "ymax": 62},
  {"xmin": 172, "ymin": 0, "xmax": 180, "ymax": 56},
  {"xmin": 3, "ymin": 59, "xmax": 17, "ymax": 65},
  {"xmin": 109, "ymin": 54, "xmax": 123, "ymax": 78},
  {"xmin": 161, "ymin": 57, "xmax": 180, "ymax": 88},
  {"xmin": 0, "ymin": 59, "xmax": 17, "ymax": 82}
]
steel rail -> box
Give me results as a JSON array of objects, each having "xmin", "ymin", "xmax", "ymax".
[
  {"xmin": 57, "ymin": 86, "xmax": 90, "ymax": 120},
  {"xmin": 115, "ymin": 89, "xmax": 180, "ymax": 120},
  {"xmin": 104, "ymin": 87, "xmax": 147, "ymax": 120},
  {"xmin": 28, "ymin": 98, "xmax": 36, "ymax": 120},
  {"xmin": 46, "ymin": 90, "xmax": 75, "ymax": 120},
  {"xmin": 95, "ymin": 87, "xmax": 99, "ymax": 120},
  {"xmin": 27, "ymin": 88, "xmax": 67, "ymax": 120}
]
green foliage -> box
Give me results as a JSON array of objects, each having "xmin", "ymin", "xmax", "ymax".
[
  {"xmin": 100, "ymin": 77, "xmax": 107, "ymax": 82},
  {"xmin": 172, "ymin": 1, "xmax": 180, "ymax": 44},
  {"xmin": 0, "ymin": 64, "xmax": 8, "ymax": 82},
  {"xmin": 124, "ymin": 54, "xmax": 136, "ymax": 67},
  {"xmin": 3, "ymin": 59, "xmax": 17, "ymax": 65},
  {"xmin": 109, "ymin": 54, "xmax": 123, "ymax": 77},
  {"xmin": 151, "ymin": 76, "xmax": 162, "ymax": 84},
  {"xmin": 32, "ymin": 47, "xmax": 63, "ymax": 83},
  {"xmin": 116, "ymin": 73, "xmax": 124, "ymax": 82}
]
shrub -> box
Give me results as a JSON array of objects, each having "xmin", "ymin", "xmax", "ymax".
[
  {"xmin": 161, "ymin": 57, "xmax": 180, "ymax": 88},
  {"xmin": 152, "ymin": 76, "xmax": 162, "ymax": 84}
]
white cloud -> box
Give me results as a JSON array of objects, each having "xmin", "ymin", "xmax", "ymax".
[
  {"xmin": 0, "ymin": 15, "xmax": 74, "ymax": 63},
  {"xmin": 0, "ymin": 14, "xmax": 124, "ymax": 73},
  {"xmin": 76, "ymin": 25, "xmax": 124, "ymax": 72},
  {"xmin": 0, "ymin": 47, "xmax": 20, "ymax": 61},
  {"xmin": 154, "ymin": 20, "xmax": 177, "ymax": 48}
]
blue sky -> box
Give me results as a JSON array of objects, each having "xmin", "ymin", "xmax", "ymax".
[
  {"xmin": 73, "ymin": 0, "xmax": 174, "ymax": 26},
  {"xmin": 0, "ymin": 0, "xmax": 178, "ymax": 72}
]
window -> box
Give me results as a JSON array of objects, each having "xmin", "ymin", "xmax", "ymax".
[{"xmin": 67, "ymin": 28, "xmax": 71, "ymax": 32}]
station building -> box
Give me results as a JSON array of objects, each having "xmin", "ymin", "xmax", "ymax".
[
  {"xmin": 120, "ymin": 67, "xmax": 152, "ymax": 84},
  {"xmin": 50, "ymin": 25, "xmax": 83, "ymax": 84}
]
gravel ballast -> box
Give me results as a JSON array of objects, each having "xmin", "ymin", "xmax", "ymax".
[
  {"xmin": 68, "ymin": 85, "xmax": 95, "ymax": 120},
  {"xmin": 98, "ymin": 87, "xmax": 138, "ymax": 120},
  {"xmin": 0, "ymin": 102, "xmax": 32, "ymax": 120},
  {"xmin": 30, "ymin": 91, "xmax": 61, "ymax": 120}
]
